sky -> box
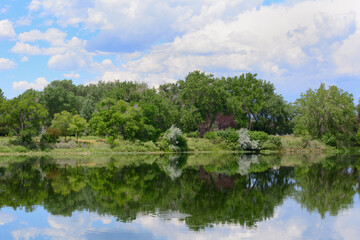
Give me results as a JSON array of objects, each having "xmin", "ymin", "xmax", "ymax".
[{"xmin": 1, "ymin": 0, "xmax": 360, "ymax": 102}]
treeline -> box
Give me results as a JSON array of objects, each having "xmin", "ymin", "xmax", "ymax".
[{"xmin": 0, "ymin": 70, "xmax": 358, "ymax": 147}]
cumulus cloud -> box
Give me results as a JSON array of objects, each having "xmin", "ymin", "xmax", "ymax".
[
  {"xmin": 0, "ymin": 19, "xmax": 16, "ymax": 40},
  {"xmin": 0, "ymin": 58, "xmax": 16, "ymax": 70},
  {"xmin": 16, "ymin": 0, "xmax": 360, "ymax": 97},
  {"xmin": 12, "ymin": 77, "xmax": 49, "ymax": 90},
  {"xmin": 63, "ymin": 71, "xmax": 80, "ymax": 78}
]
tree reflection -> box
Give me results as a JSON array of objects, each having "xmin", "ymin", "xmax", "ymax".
[{"xmin": 0, "ymin": 154, "xmax": 359, "ymax": 230}]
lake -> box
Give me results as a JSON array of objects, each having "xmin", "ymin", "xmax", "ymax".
[{"xmin": 0, "ymin": 153, "xmax": 359, "ymax": 239}]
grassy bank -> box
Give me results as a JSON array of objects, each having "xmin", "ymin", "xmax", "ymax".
[{"xmin": 0, "ymin": 134, "xmax": 342, "ymax": 156}]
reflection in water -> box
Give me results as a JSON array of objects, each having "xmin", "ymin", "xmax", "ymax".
[{"xmin": 0, "ymin": 153, "xmax": 359, "ymax": 239}]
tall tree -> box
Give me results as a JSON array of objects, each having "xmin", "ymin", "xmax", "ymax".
[
  {"xmin": 5, "ymin": 90, "xmax": 48, "ymax": 142},
  {"xmin": 226, "ymin": 73, "xmax": 265, "ymax": 130},
  {"xmin": 41, "ymin": 80, "xmax": 81, "ymax": 120},
  {"xmin": 294, "ymin": 83, "xmax": 357, "ymax": 146},
  {"xmin": 51, "ymin": 111, "xmax": 73, "ymax": 142},
  {"xmin": 178, "ymin": 71, "xmax": 228, "ymax": 134}
]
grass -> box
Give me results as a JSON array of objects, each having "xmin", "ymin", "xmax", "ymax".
[{"xmin": 0, "ymin": 134, "xmax": 342, "ymax": 155}]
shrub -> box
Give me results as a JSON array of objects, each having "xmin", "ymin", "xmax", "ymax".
[
  {"xmin": 160, "ymin": 125, "xmax": 188, "ymax": 152},
  {"xmin": 268, "ymin": 136, "xmax": 282, "ymax": 148},
  {"xmin": 237, "ymin": 128, "xmax": 259, "ymax": 150},
  {"xmin": 41, "ymin": 127, "xmax": 61, "ymax": 143},
  {"xmin": 186, "ymin": 131, "xmax": 198, "ymax": 138},
  {"xmin": 249, "ymin": 131, "xmax": 269, "ymax": 143},
  {"xmin": 322, "ymin": 134, "xmax": 337, "ymax": 147},
  {"xmin": 204, "ymin": 131, "xmax": 217, "ymax": 140},
  {"xmin": 216, "ymin": 128, "xmax": 238, "ymax": 143}
]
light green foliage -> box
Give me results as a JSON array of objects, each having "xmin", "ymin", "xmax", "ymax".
[
  {"xmin": 203, "ymin": 131, "xmax": 217, "ymax": 140},
  {"xmin": 69, "ymin": 115, "xmax": 88, "ymax": 142},
  {"xmin": 51, "ymin": 111, "xmax": 73, "ymax": 142},
  {"xmin": 237, "ymin": 128, "xmax": 259, "ymax": 150},
  {"xmin": 4, "ymin": 90, "xmax": 48, "ymax": 143},
  {"xmin": 160, "ymin": 125, "xmax": 188, "ymax": 152},
  {"xmin": 294, "ymin": 83, "xmax": 357, "ymax": 146},
  {"xmin": 89, "ymin": 98, "xmax": 156, "ymax": 141},
  {"xmin": 249, "ymin": 131, "xmax": 269, "ymax": 143}
]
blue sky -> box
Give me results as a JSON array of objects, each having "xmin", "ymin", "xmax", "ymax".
[{"xmin": 1, "ymin": 0, "xmax": 360, "ymax": 102}]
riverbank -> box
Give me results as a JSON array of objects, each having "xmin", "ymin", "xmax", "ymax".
[{"xmin": 0, "ymin": 135, "xmax": 343, "ymax": 156}]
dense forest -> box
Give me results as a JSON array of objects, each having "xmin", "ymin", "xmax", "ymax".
[{"xmin": 0, "ymin": 70, "xmax": 358, "ymax": 149}]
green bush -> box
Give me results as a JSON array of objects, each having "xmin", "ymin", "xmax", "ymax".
[
  {"xmin": 159, "ymin": 125, "xmax": 188, "ymax": 152},
  {"xmin": 203, "ymin": 131, "xmax": 217, "ymax": 140},
  {"xmin": 322, "ymin": 134, "xmax": 337, "ymax": 147},
  {"xmin": 249, "ymin": 131, "xmax": 269, "ymax": 143},
  {"xmin": 260, "ymin": 141, "xmax": 278, "ymax": 150},
  {"xmin": 216, "ymin": 128, "xmax": 238, "ymax": 143},
  {"xmin": 268, "ymin": 136, "xmax": 282, "ymax": 147},
  {"xmin": 12, "ymin": 145, "xmax": 28, "ymax": 152},
  {"xmin": 41, "ymin": 127, "xmax": 61, "ymax": 143},
  {"xmin": 186, "ymin": 131, "xmax": 198, "ymax": 138}
]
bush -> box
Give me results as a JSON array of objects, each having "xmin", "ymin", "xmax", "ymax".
[
  {"xmin": 237, "ymin": 128, "xmax": 259, "ymax": 150},
  {"xmin": 12, "ymin": 145, "xmax": 28, "ymax": 152},
  {"xmin": 269, "ymin": 136, "xmax": 282, "ymax": 148},
  {"xmin": 322, "ymin": 134, "xmax": 337, "ymax": 147},
  {"xmin": 216, "ymin": 128, "xmax": 238, "ymax": 143},
  {"xmin": 249, "ymin": 131, "xmax": 269, "ymax": 143},
  {"xmin": 203, "ymin": 131, "xmax": 217, "ymax": 140},
  {"xmin": 260, "ymin": 141, "xmax": 278, "ymax": 150},
  {"xmin": 41, "ymin": 127, "xmax": 61, "ymax": 143},
  {"xmin": 186, "ymin": 131, "xmax": 198, "ymax": 138},
  {"xmin": 160, "ymin": 125, "xmax": 188, "ymax": 152}
]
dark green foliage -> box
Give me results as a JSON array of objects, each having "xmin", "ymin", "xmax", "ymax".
[{"xmin": 216, "ymin": 128, "xmax": 239, "ymax": 143}]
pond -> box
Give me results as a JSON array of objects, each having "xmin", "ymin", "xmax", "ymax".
[{"xmin": 0, "ymin": 153, "xmax": 359, "ymax": 239}]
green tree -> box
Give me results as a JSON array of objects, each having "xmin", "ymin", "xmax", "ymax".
[
  {"xmin": 178, "ymin": 71, "xmax": 228, "ymax": 134},
  {"xmin": 226, "ymin": 73, "xmax": 265, "ymax": 130},
  {"xmin": 51, "ymin": 111, "xmax": 73, "ymax": 142},
  {"xmin": 294, "ymin": 83, "xmax": 357, "ymax": 146},
  {"xmin": 5, "ymin": 91, "xmax": 48, "ymax": 143},
  {"xmin": 69, "ymin": 115, "xmax": 88, "ymax": 143},
  {"xmin": 41, "ymin": 80, "xmax": 81, "ymax": 119},
  {"xmin": 89, "ymin": 98, "xmax": 156, "ymax": 141}
]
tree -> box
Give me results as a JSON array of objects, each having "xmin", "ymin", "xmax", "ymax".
[
  {"xmin": 89, "ymin": 98, "xmax": 156, "ymax": 141},
  {"xmin": 226, "ymin": 73, "xmax": 265, "ymax": 130},
  {"xmin": 5, "ymin": 91, "xmax": 48, "ymax": 143},
  {"xmin": 294, "ymin": 83, "xmax": 357, "ymax": 146},
  {"xmin": 178, "ymin": 71, "xmax": 228, "ymax": 134},
  {"xmin": 41, "ymin": 80, "xmax": 81, "ymax": 120},
  {"xmin": 69, "ymin": 115, "xmax": 88, "ymax": 143},
  {"xmin": 51, "ymin": 111, "xmax": 73, "ymax": 142}
]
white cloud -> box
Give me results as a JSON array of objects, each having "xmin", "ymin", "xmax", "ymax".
[
  {"xmin": 0, "ymin": 19, "xmax": 16, "ymax": 40},
  {"xmin": 11, "ymin": 42, "xmax": 42, "ymax": 55},
  {"xmin": 18, "ymin": 28, "xmax": 67, "ymax": 46},
  {"xmin": 20, "ymin": 56, "xmax": 29, "ymax": 62},
  {"xmin": 63, "ymin": 71, "xmax": 80, "ymax": 78},
  {"xmin": 0, "ymin": 213, "xmax": 15, "ymax": 226},
  {"xmin": 0, "ymin": 58, "xmax": 16, "ymax": 70},
  {"xmin": 13, "ymin": 77, "xmax": 49, "ymax": 91}
]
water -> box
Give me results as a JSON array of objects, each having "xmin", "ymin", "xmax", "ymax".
[{"xmin": 0, "ymin": 153, "xmax": 359, "ymax": 239}]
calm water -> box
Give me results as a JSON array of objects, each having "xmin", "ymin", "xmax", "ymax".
[{"xmin": 0, "ymin": 153, "xmax": 360, "ymax": 239}]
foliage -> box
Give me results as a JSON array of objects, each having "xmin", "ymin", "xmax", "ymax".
[
  {"xmin": 216, "ymin": 128, "xmax": 239, "ymax": 143},
  {"xmin": 203, "ymin": 131, "xmax": 217, "ymax": 140},
  {"xmin": 89, "ymin": 98, "xmax": 156, "ymax": 141},
  {"xmin": 51, "ymin": 110, "xmax": 73, "ymax": 142},
  {"xmin": 294, "ymin": 83, "xmax": 357, "ymax": 146},
  {"xmin": 69, "ymin": 114, "xmax": 88, "ymax": 142},
  {"xmin": 159, "ymin": 125, "xmax": 188, "ymax": 152},
  {"xmin": 249, "ymin": 131, "xmax": 269, "ymax": 144},
  {"xmin": 41, "ymin": 127, "xmax": 61, "ymax": 143},
  {"xmin": 237, "ymin": 128, "xmax": 259, "ymax": 150},
  {"xmin": 4, "ymin": 91, "xmax": 48, "ymax": 143}
]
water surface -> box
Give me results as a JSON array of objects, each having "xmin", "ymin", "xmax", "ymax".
[{"xmin": 0, "ymin": 153, "xmax": 359, "ymax": 239}]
